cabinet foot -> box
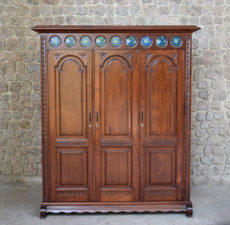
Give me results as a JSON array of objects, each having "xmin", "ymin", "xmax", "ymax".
[
  {"xmin": 186, "ymin": 203, "xmax": 193, "ymax": 218},
  {"xmin": 40, "ymin": 205, "xmax": 47, "ymax": 219}
]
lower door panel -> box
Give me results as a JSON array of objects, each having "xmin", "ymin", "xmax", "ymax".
[{"xmin": 141, "ymin": 146, "xmax": 177, "ymax": 201}]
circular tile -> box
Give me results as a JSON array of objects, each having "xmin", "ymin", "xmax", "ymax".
[
  {"xmin": 111, "ymin": 36, "xmax": 122, "ymax": 47},
  {"xmin": 171, "ymin": 36, "xmax": 183, "ymax": 48},
  {"xmin": 96, "ymin": 36, "xmax": 107, "ymax": 47},
  {"xmin": 50, "ymin": 36, "xmax": 61, "ymax": 47},
  {"xmin": 156, "ymin": 36, "xmax": 168, "ymax": 48},
  {"xmin": 141, "ymin": 36, "xmax": 152, "ymax": 48},
  {"xmin": 126, "ymin": 36, "xmax": 137, "ymax": 47},
  {"xmin": 65, "ymin": 36, "xmax": 76, "ymax": 47},
  {"xmin": 80, "ymin": 36, "xmax": 92, "ymax": 47}
]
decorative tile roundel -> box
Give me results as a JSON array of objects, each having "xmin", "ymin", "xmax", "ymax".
[
  {"xmin": 141, "ymin": 36, "xmax": 152, "ymax": 48},
  {"xmin": 96, "ymin": 36, "xmax": 107, "ymax": 47},
  {"xmin": 80, "ymin": 36, "xmax": 92, "ymax": 47},
  {"xmin": 50, "ymin": 36, "xmax": 61, "ymax": 47},
  {"xmin": 126, "ymin": 36, "xmax": 137, "ymax": 47},
  {"xmin": 65, "ymin": 36, "xmax": 76, "ymax": 47},
  {"xmin": 156, "ymin": 36, "xmax": 168, "ymax": 48},
  {"xmin": 171, "ymin": 36, "xmax": 183, "ymax": 48},
  {"xmin": 111, "ymin": 36, "xmax": 122, "ymax": 47}
]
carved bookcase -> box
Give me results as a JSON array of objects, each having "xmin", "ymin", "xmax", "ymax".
[{"xmin": 32, "ymin": 25, "xmax": 200, "ymax": 218}]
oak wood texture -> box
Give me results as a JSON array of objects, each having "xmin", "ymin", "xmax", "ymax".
[{"xmin": 33, "ymin": 25, "xmax": 200, "ymax": 218}]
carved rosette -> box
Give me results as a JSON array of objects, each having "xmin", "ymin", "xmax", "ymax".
[
  {"xmin": 184, "ymin": 36, "xmax": 191, "ymax": 200},
  {"xmin": 41, "ymin": 35, "xmax": 48, "ymax": 201}
]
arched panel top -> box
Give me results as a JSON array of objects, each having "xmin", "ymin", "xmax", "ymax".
[
  {"xmin": 143, "ymin": 53, "xmax": 177, "ymax": 136},
  {"xmin": 99, "ymin": 53, "xmax": 134, "ymax": 137},
  {"xmin": 101, "ymin": 55, "xmax": 132, "ymax": 73},
  {"xmin": 147, "ymin": 55, "xmax": 177, "ymax": 74},
  {"xmin": 56, "ymin": 55, "xmax": 85, "ymax": 73},
  {"xmin": 56, "ymin": 54, "xmax": 87, "ymax": 137}
]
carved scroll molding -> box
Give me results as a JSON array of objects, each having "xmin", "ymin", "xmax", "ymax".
[
  {"xmin": 146, "ymin": 190, "xmax": 176, "ymax": 196},
  {"xmin": 184, "ymin": 36, "xmax": 191, "ymax": 200},
  {"xmin": 79, "ymin": 52, "xmax": 87, "ymax": 60},
  {"xmin": 103, "ymin": 191, "xmax": 132, "ymax": 196},
  {"xmin": 170, "ymin": 53, "xmax": 178, "ymax": 62},
  {"xmin": 149, "ymin": 58, "xmax": 176, "ymax": 74},
  {"xmin": 41, "ymin": 35, "xmax": 48, "ymax": 201},
  {"xmin": 57, "ymin": 191, "xmax": 87, "ymax": 197},
  {"xmin": 146, "ymin": 53, "xmax": 154, "ymax": 61},
  {"xmin": 55, "ymin": 53, "xmax": 63, "ymax": 60},
  {"xmin": 100, "ymin": 52, "xmax": 108, "ymax": 59},
  {"xmin": 124, "ymin": 53, "xmax": 133, "ymax": 62}
]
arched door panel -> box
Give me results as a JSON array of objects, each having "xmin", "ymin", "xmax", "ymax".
[
  {"xmin": 47, "ymin": 50, "xmax": 93, "ymax": 202},
  {"xmin": 94, "ymin": 50, "xmax": 139, "ymax": 202},
  {"xmin": 139, "ymin": 50, "xmax": 185, "ymax": 201}
]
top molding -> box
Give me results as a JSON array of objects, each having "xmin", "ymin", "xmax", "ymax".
[{"xmin": 32, "ymin": 25, "xmax": 200, "ymax": 34}]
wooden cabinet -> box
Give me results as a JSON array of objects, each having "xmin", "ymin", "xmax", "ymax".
[{"xmin": 32, "ymin": 25, "xmax": 200, "ymax": 218}]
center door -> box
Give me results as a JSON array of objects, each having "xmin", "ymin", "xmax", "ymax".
[{"xmin": 94, "ymin": 50, "xmax": 139, "ymax": 202}]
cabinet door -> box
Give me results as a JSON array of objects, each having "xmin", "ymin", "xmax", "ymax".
[
  {"xmin": 47, "ymin": 50, "xmax": 94, "ymax": 202},
  {"xmin": 94, "ymin": 50, "xmax": 139, "ymax": 202},
  {"xmin": 140, "ymin": 50, "xmax": 185, "ymax": 201}
]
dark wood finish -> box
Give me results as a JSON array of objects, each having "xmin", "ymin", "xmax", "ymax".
[
  {"xmin": 32, "ymin": 25, "xmax": 200, "ymax": 33},
  {"xmin": 186, "ymin": 203, "xmax": 193, "ymax": 217},
  {"xmin": 40, "ymin": 205, "xmax": 47, "ymax": 219},
  {"xmin": 47, "ymin": 50, "xmax": 94, "ymax": 202},
  {"xmin": 33, "ymin": 25, "xmax": 200, "ymax": 218},
  {"xmin": 94, "ymin": 50, "xmax": 139, "ymax": 202},
  {"xmin": 139, "ymin": 50, "xmax": 184, "ymax": 202}
]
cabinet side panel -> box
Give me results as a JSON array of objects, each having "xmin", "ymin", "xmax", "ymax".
[
  {"xmin": 40, "ymin": 35, "xmax": 49, "ymax": 202},
  {"xmin": 183, "ymin": 36, "xmax": 192, "ymax": 201}
]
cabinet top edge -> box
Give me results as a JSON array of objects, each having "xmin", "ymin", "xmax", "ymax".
[{"xmin": 31, "ymin": 25, "xmax": 200, "ymax": 34}]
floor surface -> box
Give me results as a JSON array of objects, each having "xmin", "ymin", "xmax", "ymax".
[{"xmin": 0, "ymin": 185, "xmax": 229, "ymax": 225}]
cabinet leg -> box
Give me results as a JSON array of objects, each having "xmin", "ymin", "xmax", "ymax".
[
  {"xmin": 186, "ymin": 203, "xmax": 193, "ymax": 218},
  {"xmin": 40, "ymin": 205, "xmax": 47, "ymax": 219}
]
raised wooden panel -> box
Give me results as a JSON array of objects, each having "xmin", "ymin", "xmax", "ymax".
[
  {"xmin": 104, "ymin": 60, "xmax": 129, "ymax": 136},
  {"xmin": 145, "ymin": 148, "xmax": 175, "ymax": 186},
  {"xmin": 57, "ymin": 148, "xmax": 87, "ymax": 186},
  {"xmin": 100, "ymin": 55, "xmax": 132, "ymax": 137},
  {"xmin": 56, "ymin": 56, "xmax": 86, "ymax": 137},
  {"xmin": 146, "ymin": 55, "xmax": 177, "ymax": 136},
  {"xmin": 141, "ymin": 147, "xmax": 177, "ymax": 201},
  {"xmin": 102, "ymin": 148, "xmax": 131, "ymax": 186}
]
